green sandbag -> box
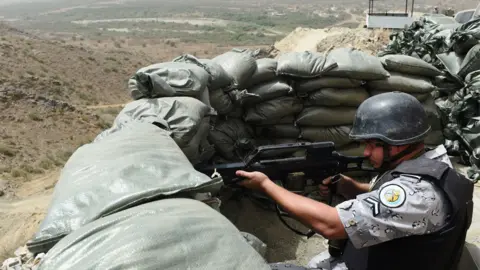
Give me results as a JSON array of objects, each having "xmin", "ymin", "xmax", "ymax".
[
  {"xmin": 295, "ymin": 107, "xmax": 357, "ymax": 127},
  {"xmin": 295, "ymin": 77, "xmax": 364, "ymax": 94},
  {"xmin": 367, "ymin": 72, "xmax": 435, "ymax": 93},
  {"xmin": 208, "ymin": 118, "xmax": 255, "ymax": 161},
  {"xmin": 244, "ymin": 96, "xmax": 303, "ymax": 124},
  {"xmin": 254, "ymin": 115, "xmax": 295, "ymax": 125},
  {"xmin": 300, "ymin": 126, "xmax": 351, "ymax": 146},
  {"xmin": 425, "ymin": 130, "xmax": 445, "ymax": 146},
  {"xmin": 380, "ymin": 54, "xmax": 442, "ymax": 78},
  {"xmin": 369, "ymin": 90, "xmax": 431, "ymax": 102},
  {"xmin": 255, "ymin": 125, "xmax": 300, "ymax": 139},
  {"xmin": 306, "ymin": 88, "xmax": 369, "ymax": 107},
  {"xmin": 276, "ymin": 51, "xmax": 336, "ymax": 78},
  {"xmin": 247, "ymin": 58, "xmax": 278, "ymax": 87},
  {"xmin": 243, "ymin": 79, "xmax": 294, "ymax": 105},
  {"xmin": 323, "ymin": 47, "xmax": 390, "ymax": 80},
  {"xmin": 209, "ymin": 88, "xmax": 234, "ymax": 115}
]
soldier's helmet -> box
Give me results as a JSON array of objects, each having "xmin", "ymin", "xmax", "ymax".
[{"xmin": 349, "ymin": 92, "xmax": 431, "ymax": 145}]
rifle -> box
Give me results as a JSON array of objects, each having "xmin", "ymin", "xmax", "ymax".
[{"xmin": 195, "ymin": 141, "xmax": 377, "ymax": 239}]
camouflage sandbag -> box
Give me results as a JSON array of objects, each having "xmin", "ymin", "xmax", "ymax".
[
  {"xmin": 458, "ymin": 44, "xmax": 480, "ymax": 79},
  {"xmin": 208, "ymin": 118, "xmax": 255, "ymax": 161},
  {"xmin": 276, "ymin": 51, "xmax": 336, "ymax": 78},
  {"xmin": 305, "ymin": 88, "xmax": 369, "ymax": 107},
  {"xmin": 300, "ymin": 126, "xmax": 351, "ymax": 146},
  {"xmin": 366, "ymin": 72, "xmax": 436, "ymax": 93},
  {"xmin": 437, "ymin": 51, "xmax": 465, "ymax": 79},
  {"xmin": 27, "ymin": 122, "xmax": 222, "ymax": 254},
  {"xmin": 323, "ymin": 47, "xmax": 390, "ymax": 80},
  {"xmin": 128, "ymin": 62, "xmax": 210, "ymax": 100},
  {"xmin": 295, "ymin": 77, "xmax": 364, "ymax": 94},
  {"xmin": 295, "ymin": 107, "xmax": 357, "ymax": 127},
  {"xmin": 248, "ymin": 58, "xmax": 278, "ymax": 87},
  {"xmin": 212, "ymin": 48, "xmax": 257, "ymax": 90},
  {"xmin": 244, "ymin": 96, "xmax": 303, "ymax": 124},
  {"xmin": 255, "ymin": 125, "xmax": 300, "ymax": 139},
  {"xmin": 37, "ymin": 199, "xmax": 270, "ymax": 270},
  {"xmin": 380, "ymin": 54, "xmax": 442, "ymax": 77}
]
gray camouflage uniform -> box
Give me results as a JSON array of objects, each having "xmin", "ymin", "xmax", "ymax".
[{"xmin": 307, "ymin": 145, "xmax": 453, "ymax": 270}]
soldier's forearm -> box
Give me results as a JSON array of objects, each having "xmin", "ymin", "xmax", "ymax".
[
  {"xmin": 260, "ymin": 180, "xmax": 347, "ymax": 239},
  {"xmin": 354, "ymin": 182, "xmax": 371, "ymax": 194}
]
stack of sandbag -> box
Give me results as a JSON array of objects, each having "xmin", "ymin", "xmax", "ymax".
[
  {"xmin": 26, "ymin": 122, "xmax": 223, "ymax": 255},
  {"xmin": 94, "ymin": 97, "xmax": 216, "ymax": 165},
  {"xmin": 368, "ymin": 54, "xmax": 445, "ymax": 146},
  {"xmin": 285, "ymin": 48, "xmax": 389, "ymax": 154},
  {"xmin": 35, "ymin": 198, "xmax": 271, "ymax": 270}
]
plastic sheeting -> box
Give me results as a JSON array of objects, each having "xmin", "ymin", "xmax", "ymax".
[
  {"xmin": 27, "ymin": 122, "xmax": 222, "ymax": 254},
  {"xmin": 128, "ymin": 62, "xmax": 210, "ymax": 100},
  {"xmin": 94, "ymin": 97, "xmax": 216, "ymax": 164},
  {"xmin": 37, "ymin": 198, "xmax": 271, "ymax": 270}
]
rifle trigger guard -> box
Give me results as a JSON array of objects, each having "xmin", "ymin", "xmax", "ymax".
[{"xmin": 211, "ymin": 168, "xmax": 221, "ymax": 179}]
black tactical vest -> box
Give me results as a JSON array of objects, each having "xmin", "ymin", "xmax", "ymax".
[{"xmin": 342, "ymin": 157, "xmax": 474, "ymax": 270}]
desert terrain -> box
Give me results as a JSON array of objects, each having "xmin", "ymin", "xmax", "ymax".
[{"xmin": 1, "ymin": 0, "xmax": 479, "ymax": 265}]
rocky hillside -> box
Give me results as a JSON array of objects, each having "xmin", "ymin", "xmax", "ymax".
[{"xmin": 0, "ymin": 22, "xmax": 155, "ymax": 192}]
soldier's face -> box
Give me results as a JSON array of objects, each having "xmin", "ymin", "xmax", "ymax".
[{"xmin": 363, "ymin": 140, "xmax": 386, "ymax": 168}]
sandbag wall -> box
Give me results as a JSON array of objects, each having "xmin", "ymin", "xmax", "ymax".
[
  {"xmin": 379, "ymin": 17, "xmax": 480, "ymax": 179},
  {"xmin": 127, "ymin": 47, "xmax": 446, "ymax": 164}
]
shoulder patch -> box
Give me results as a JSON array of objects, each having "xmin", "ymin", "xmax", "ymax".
[{"xmin": 379, "ymin": 183, "xmax": 406, "ymax": 208}]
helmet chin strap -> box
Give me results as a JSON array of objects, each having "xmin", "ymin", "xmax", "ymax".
[{"xmin": 379, "ymin": 143, "xmax": 423, "ymax": 171}]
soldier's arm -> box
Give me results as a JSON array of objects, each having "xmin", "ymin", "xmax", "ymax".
[
  {"xmin": 335, "ymin": 174, "xmax": 450, "ymax": 249},
  {"xmin": 260, "ymin": 180, "xmax": 348, "ymax": 239}
]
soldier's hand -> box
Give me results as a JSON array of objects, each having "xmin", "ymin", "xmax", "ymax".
[
  {"xmin": 319, "ymin": 174, "xmax": 356, "ymax": 198},
  {"xmin": 235, "ymin": 170, "xmax": 271, "ymax": 191}
]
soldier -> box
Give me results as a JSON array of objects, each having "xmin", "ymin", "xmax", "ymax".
[
  {"xmin": 434, "ymin": 6, "xmax": 439, "ymax": 14},
  {"xmin": 236, "ymin": 92, "xmax": 474, "ymax": 270}
]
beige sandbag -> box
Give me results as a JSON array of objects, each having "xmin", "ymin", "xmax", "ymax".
[
  {"xmin": 255, "ymin": 125, "xmax": 300, "ymax": 139},
  {"xmin": 300, "ymin": 126, "xmax": 351, "ymax": 146},
  {"xmin": 244, "ymin": 96, "xmax": 303, "ymax": 124},
  {"xmin": 367, "ymin": 72, "xmax": 435, "ymax": 93},
  {"xmin": 295, "ymin": 107, "xmax": 357, "ymax": 127},
  {"xmin": 306, "ymin": 88, "xmax": 369, "ymax": 107}
]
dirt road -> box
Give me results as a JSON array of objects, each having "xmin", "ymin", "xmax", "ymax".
[{"xmin": 0, "ymin": 171, "xmax": 58, "ymax": 261}]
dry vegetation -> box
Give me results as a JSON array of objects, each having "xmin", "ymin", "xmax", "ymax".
[{"xmin": 0, "ymin": 22, "xmax": 265, "ymax": 193}]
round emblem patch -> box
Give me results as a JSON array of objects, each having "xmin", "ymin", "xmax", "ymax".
[{"xmin": 379, "ymin": 184, "xmax": 406, "ymax": 208}]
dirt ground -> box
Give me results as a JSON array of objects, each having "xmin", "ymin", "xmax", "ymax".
[{"xmin": 0, "ymin": 170, "xmax": 58, "ymax": 262}]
